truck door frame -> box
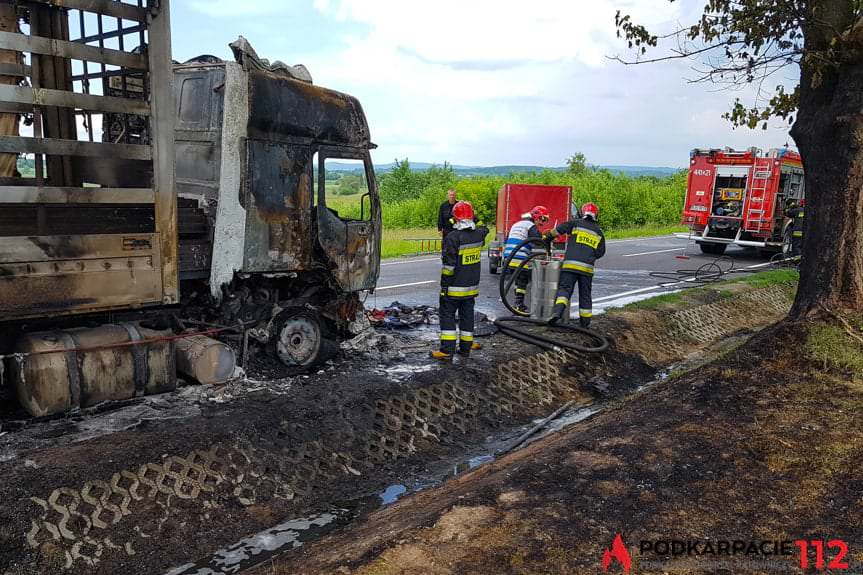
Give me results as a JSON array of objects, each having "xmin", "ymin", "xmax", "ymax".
[{"xmin": 315, "ymin": 145, "xmax": 381, "ymax": 291}]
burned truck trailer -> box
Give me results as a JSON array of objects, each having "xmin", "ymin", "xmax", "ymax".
[{"xmin": 0, "ymin": 1, "xmax": 381, "ymax": 416}]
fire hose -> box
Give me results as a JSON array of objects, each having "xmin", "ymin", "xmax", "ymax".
[
  {"xmin": 648, "ymin": 252, "xmax": 798, "ymax": 286},
  {"xmin": 494, "ymin": 237, "xmax": 609, "ymax": 353}
]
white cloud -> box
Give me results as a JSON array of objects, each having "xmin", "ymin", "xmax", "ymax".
[
  {"xmin": 295, "ymin": 0, "xmax": 795, "ymax": 166},
  {"xmin": 189, "ymin": 0, "xmax": 287, "ymax": 17},
  {"xmin": 316, "ymin": 0, "xmax": 676, "ymax": 68}
]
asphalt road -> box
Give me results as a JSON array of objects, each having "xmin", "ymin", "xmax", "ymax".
[{"xmin": 367, "ymin": 234, "xmax": 777, "ymax": 318}]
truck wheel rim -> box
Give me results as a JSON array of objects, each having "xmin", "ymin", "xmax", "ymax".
[{"xmin": 276, "ymin": 315, "xmax": 321, "ymax": 366}]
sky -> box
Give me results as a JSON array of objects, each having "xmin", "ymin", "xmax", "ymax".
[{"xmin": 171, "ymin": 0, "xmax": 799, "ymax": 169}]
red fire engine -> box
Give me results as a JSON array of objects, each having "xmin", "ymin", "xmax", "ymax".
[{"xmin": 681, "ymin": 147, "xmax": 805, "ymax": 255}]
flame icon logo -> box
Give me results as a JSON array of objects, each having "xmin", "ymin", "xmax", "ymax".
[{"xmin": 602, "ymin": 534, "xmax": 632, "ymax": 573}]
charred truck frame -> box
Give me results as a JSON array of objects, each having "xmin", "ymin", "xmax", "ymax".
[
  {"xmin": 681, "ymin": 147, "xmax": 804, "ymax": 255},
  {"xmin": 0, "ymin": 0, "xmax": 381, "ymax": 416}
]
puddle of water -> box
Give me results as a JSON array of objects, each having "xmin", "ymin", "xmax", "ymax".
[
  {"xmin": 452, "ymin": 454, "xmax": 494, "ymax": 476},
  {"xmin": 378, "ymin": 363, "xmax": 435, "ymax": 382},
  {"xmin": 532, "ymin": 407, "xmax": 598, "ymax": 439},
  {"xmin": 164, "ymin": 509, "xmax": 349, "ymax": 575},
  {"xmin": 379, "ymin": 484, "xmax": 407, "ymax": 504}
]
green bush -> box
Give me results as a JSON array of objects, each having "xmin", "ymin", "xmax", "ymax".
[{"xmin": 334, "ymin": 159, "xmax": 687, "ymax": 232}]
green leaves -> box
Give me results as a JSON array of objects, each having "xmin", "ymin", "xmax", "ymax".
[{"xmin": 612, "ymin": 0, "xmax": 828, "ymax": 126}]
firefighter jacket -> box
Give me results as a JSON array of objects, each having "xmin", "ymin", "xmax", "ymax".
[
  {"xmin": 553, "ymin": 217, "xmax": 606, "ymax": 275},
  {"xmin": 785, "ymin": 206, "xmax": 804, "ymax": 237},
  {"xmin": 441, "ymin": 223, "xmax": 490, "ymax": 298},
  {"xmin": 503, "ymin": 217, "xmax": 542, "ymax": 267}
]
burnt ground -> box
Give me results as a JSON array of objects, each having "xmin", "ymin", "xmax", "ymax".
[
  {"xmin": 0, "ymin": 279, "xmax": 797, "ymax": 575},
  {"xmin": 257, "ymin": 318, "xmax": 863, "ymax": 575}
]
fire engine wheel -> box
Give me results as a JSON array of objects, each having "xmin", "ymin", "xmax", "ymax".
[
  {"xmin": 699, "ymin": 242, "xmax": 727, "ymax": 255},
  {"xmin": 274, "ymin": 310, "xmax": 324, "ymax": 368}
]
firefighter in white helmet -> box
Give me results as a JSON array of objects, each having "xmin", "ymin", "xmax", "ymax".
[{"xmin": 503, "ymin": 205, "xmax": 550, "ymax": 313}]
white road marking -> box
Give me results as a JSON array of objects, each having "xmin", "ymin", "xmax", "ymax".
[
  {"xmin": 381, "ymin": 257, "xmax": 440, "ymax": 266},
  {"xmin": 593, "ymin": 285, "xmax": 671, "ymax": 303},
  {"xmin": 593, "ymin": 259, "xmax": 777, "ymax": 303},
  {"xmin": 622, "ymin": 247, "xmax": 687, "ymax": 257},
  {"xmin": 376, "ymin": 280, "xmax": 436, "ymax": 291},
  {"xmin": 607, "ymin": 234, "xmax": 688, "ymax": 244}
]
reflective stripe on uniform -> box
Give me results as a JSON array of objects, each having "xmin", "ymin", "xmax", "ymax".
[
  {"xmin": 458, "ymin": 242, "xmax": 484, "ymax": 252},
  {"xmin": 579, "ymin": 308, "xmax": 593, "ymax": 318},
  {"xmin": 460, "ymin": 332, "xmax": 474, "ymax": 342},
  {"xmin": 555, "ymin": 297, "xmax": 569, "ymax": 305},
  {"xmin": 442, "ymin": 265, "xmax": 455, "ymax": 276},
  {"xmin": 562, "ymin": 260, "xmax": 594, "ymax": 274},
  {"xmin": 573, "ymin": 227, "xmax": 602, "ymax": 241},
  {"xmin": 792, "ymin": 231, "xmax": 803, "ymax": 237},
  {"xmin": 515, "ymin": 287, "xmax": 527, "ymax": 295},
  {"xmin": 447, "ymin": 284, "xmax": 479, "ymax": 297},
  {"xmin": 440, "ymin": 330, "xmax": 458, "ymax": 341}
]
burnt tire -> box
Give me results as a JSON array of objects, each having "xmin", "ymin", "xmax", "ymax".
[
  {"xmin": 272, "ymin": 309, "xmax": 328, "ymax": 369},
  {"xmin": 698, "ymin": 242, "xmax": 727, "ymax": 255}
]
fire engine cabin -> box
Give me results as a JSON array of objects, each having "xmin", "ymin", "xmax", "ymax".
[{"xmin": 681, "ymin": 147, "xmax": 804, "ymax": 255}]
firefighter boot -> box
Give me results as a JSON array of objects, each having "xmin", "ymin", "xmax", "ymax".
[
  {"xmin": 579, "ymin": 317, "xmax": 591, "ymax": 329},
  {"xmin": 459, "ymin": 343, "xmax": 481, "ymax": 356},
  {"xmin": 548, "ymin": 302, "xmax": 566, "ymax": 325},
  {"xmin": 514, "ymin": 292, "xmax": 528, "ymax": 315}
]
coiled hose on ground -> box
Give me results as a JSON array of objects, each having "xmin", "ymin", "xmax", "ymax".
[
  {"xmin": 493, "ymin": 237, "xmax": 610, "ymax": 353},
  {"xmin": 648, "ymin": 252, "xmax": 799, "ymax": 285}
]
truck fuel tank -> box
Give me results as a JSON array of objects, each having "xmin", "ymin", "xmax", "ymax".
[
  {"xmin": 175, "ymin": 335, "xmax": 236, "ymax": 385},
  {"xmin": 13, "ymin": 323, "xmax": 176, "ymax": 417}
]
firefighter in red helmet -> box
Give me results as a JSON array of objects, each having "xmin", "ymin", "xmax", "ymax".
[
  {"xmin": 544, "ymin": 202, "xmax": 606, "ymax": 327},
  {"xmin": 433, "ymin": 201, "xmax": 490, "ymax": 360},
  {"xmin": 503, "ymin": 205, "xmax": 550, "ymax": 313}
]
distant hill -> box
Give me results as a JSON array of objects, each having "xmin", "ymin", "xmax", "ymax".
[{"xmin": 326, "ymin": 161, "xmax": 681, "ymax": 178}]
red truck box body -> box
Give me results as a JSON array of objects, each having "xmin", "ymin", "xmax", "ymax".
[
  {"xmin": 488, "ymin": 184, "xmax": 572, "ymax": 274},
  {"xmin": 495, "ymin": 184, "xmax": 572, "ymax": 242}
]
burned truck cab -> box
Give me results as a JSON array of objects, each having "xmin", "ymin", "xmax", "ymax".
[{"xmin": 174, "ymin": 45, "xmax": 381, "ymax": 367}]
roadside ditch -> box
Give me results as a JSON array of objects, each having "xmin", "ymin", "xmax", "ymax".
[{"xmin": 0, "ymin": 276, "xmax": 797, "ymax": 575}]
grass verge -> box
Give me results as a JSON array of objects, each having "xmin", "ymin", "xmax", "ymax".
[
  {"xmin": 380, "ymin": 225, "xmax": 689, "ymax": 259},
  {"xmin": 380, "ymin": 227, "xmax": 496, "ymax": 259},
  {"xmin": 604, "ymin": 224, "xmax": 688, "ymax": 240},
  {"xmin": 616, "ymin": 268, "xmax": 799, "ymax": 311}
]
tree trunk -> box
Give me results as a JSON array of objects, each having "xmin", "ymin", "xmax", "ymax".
[{"xmin": 789, "ymin": 3, "xmax": 863, "ymax": 317}]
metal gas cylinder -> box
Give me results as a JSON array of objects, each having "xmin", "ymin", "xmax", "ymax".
[
  {"xmin": 175, "ymin": 335, "xmax": 236, "ymax": 385},
  {"xmin": 529, "ymin": 259, "xmax": 569, "ymax": 323},
  {"xmin": 13, "ymin": 323, "xmax": 176, "ymax": 417}
]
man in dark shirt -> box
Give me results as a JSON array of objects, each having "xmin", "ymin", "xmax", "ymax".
[{"xmin": 437, "ymin": 189, "xmax": 458, "ymax": 240}]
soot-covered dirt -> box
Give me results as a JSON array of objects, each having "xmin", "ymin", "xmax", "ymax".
[{"xmin": 259, "ymin": 320, "xmax": 863, "ymax": 575}]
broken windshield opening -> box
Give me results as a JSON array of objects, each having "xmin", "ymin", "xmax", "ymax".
[{"xmin": 318, "ymin": 155, "xmax": 373, "ymax": 222}]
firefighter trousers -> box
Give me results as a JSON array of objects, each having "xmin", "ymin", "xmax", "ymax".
[
  {"xmin": 439, "ymin": 296, "xmax": 475, "ymax": 354},
  {"xmin": 791, "ymin": 235, "xmax": 803, "ymax": 257},
  {"xmin": 505, "ymin": 268, "xmax": 531, "ymax": 307},
  {"xmin": 552, "ymin": 270, "xmax": 593, "ymax": 327}
]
